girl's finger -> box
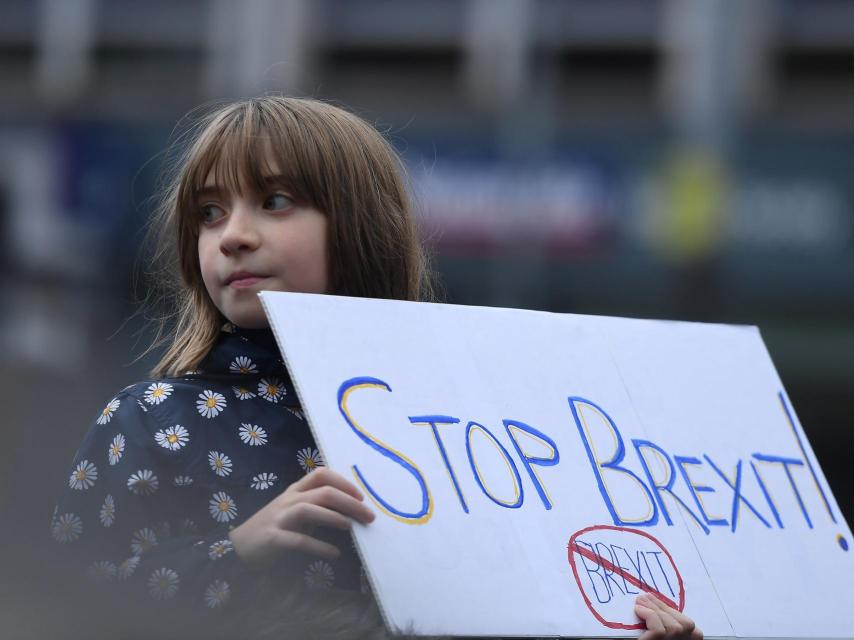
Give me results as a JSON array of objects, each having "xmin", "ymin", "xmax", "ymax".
[
  {"xmin": 278, "ymin": 502, "xmax": 353, "ymax": 532},
  {"xmin": 638, "ymin": 592, "xmax": 674, "ymax": 611},
  {"xmin": 300, "ymin": 485, "xmax": 376, "ymax": 523},
  {"xmin": 272, "ymin": 528, "xmax": 341, "ymax": 560},
  {"xmin": 635, "ymin": 604, "xmax": 666, "ymax": 640},
  {"xmin": 293, "ymin": 466, "xmax": 365, "ymax": 501},
  {"xmin": 664, "ymin": 608, "xmax": 696, "ymax": 635},
  {"xmin": 638, "ymin": 594, "xmax": 698, "ymax": 637},
  {"xmin": 656, "ymin": 610, "xmax": 684, "ymax": 637}
]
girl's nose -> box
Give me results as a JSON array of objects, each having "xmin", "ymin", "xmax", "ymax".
[{"xmin": 219, "ymin": 206, "xmax": 261, "ymax": 255}]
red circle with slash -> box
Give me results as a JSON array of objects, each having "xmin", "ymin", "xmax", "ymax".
[{"xmin": 567, "ymin": 524, "xmax": 686, "ymax": 630}]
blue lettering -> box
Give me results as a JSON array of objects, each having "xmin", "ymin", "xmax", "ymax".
[
  {"xmin": 596, "ymin": 542, "xmax": 625, "ymax": 596},
  {"xmin": 576, "ymin": 541, "xmax": 612, "ymax": 604},
  {"xmin": 569, "ymin": 397, "xmax": 658, "ymax": 527},
  {"xmin": 750, "ymin": 460, "xmax": 784, "ymax": 528},
  {"xmin": 465, "ymin": 421, "xmax": 524, "ymax": 509},
  {"xmin": 674, "ymin": 455, "xmax": 728, "ymax": 528},
  {"xmin": 503, "ymin": 419, "xmax": 560, "ymax": 510},
  {"xmin": 409, "ymin": 415, "xmax": 468, "ymax": 513},
  {"xmin": 632, "ymin": 440, "xmax": 710, "ymax": 534},
  {"xmin": 610, "ymin": 544, "xmax": 639, "ymax": 594},
  {"xmin": 779, "ymin": 392, "xmax": 836, "ymax": 524},
  {"xmin": 703, "ymin": 455, "xmax": 771, "ymax": 531},
  {"xmin": 337, "ymin": 377, "xmax": 433, "ymax": 524},
  {"xmin": 649, "ymin": 551, "xmax": 676, "ymax": 597},
  {"xmin": 753, "ymin": 453, "xmax": 812, "ymax": 528}
]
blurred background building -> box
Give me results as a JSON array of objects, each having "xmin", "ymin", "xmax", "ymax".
[{"xmin": 1, "ymin": 0, "xmax": 853, "ymax": 634}]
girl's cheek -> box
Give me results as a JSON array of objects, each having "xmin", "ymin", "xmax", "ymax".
[{"xmin": 197, "ymin": 244, "xmax": 220, "ymax": 300}]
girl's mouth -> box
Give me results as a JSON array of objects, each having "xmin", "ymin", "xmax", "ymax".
[
  {"xmin": 225, "ymin": 271, "xmax": 268, "ymax": 288},
  {"xmin": 229, "ymin": 276, "xmax": 266, "ymax": 289}
]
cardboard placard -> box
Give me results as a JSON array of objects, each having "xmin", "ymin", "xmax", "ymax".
[{"xmin": 261, "ymin": 292, "xmax": 853, "ymax": 638}]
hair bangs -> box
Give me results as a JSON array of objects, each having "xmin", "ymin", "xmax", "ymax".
[{"xmin": 178, "ymin": 104, "xmax": 306, "ymax": 232}]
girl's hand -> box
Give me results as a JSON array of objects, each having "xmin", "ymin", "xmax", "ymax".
[
  {"xmin": 228, "ymin": 467, "xmax": 375, "ymax": 569},
  {"xmin": 635, "ymin": 593, "xmax": 703, "ymax": 640}
]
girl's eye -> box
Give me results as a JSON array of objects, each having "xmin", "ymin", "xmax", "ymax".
[
  {"xmin": 263, "ymin": 193, "xmax": 294, "ymax": 211},
  {"xmin": 200, "ymin": 204, "xmax": 226, "ymax": 224}
]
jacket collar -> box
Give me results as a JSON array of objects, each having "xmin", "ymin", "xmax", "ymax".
[{"xmin": 198, "ymin": 322, "xmax": 290, "ymax": 379}]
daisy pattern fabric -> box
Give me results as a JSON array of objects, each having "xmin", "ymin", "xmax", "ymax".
[{"xmin": 50, "ymin": 326, "xmax": 362, "ymax": 624}]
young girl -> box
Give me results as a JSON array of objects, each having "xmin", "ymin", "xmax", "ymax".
[{"xmin": 50, "ymin": 96, "xmax": 701, "ymax": 640}]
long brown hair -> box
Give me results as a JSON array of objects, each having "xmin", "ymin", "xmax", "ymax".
[{"xmin": 143, "ymin": 96, "xmax": 436, "ymax": 378}]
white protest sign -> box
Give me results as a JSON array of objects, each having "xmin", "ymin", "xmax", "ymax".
[{"xmin": 260, "ymin": 292, "xmax": 853, "ymax": 639}]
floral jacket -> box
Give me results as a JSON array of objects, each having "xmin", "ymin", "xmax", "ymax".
[{"xmin": 49, "ymin": 324, "xmax": 363, "ymax": 629}]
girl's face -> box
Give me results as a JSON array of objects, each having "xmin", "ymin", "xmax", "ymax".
[{"xmin": 196, "ymin": 157, "xmax": 328, "ymax": 329}]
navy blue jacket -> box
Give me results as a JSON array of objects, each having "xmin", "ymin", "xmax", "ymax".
[{"xmin": 50, "ymin": 324, "xmax": 363, "ymax": 626}]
